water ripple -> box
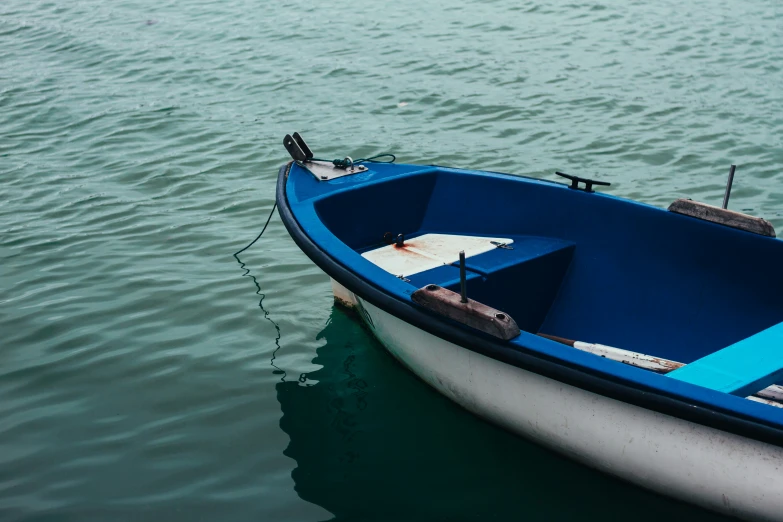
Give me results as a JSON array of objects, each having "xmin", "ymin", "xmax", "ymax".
[{"xmin": 0, "ymin": 0, "xmax": 780, "ymax": 520}]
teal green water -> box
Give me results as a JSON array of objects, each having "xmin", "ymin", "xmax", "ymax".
[{"xmin": 1, "ymin": 0, "xmax": 781, "ymax": 520}]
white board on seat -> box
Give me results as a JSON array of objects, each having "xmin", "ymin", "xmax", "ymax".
[{"xmin": 361, "ymin": 233, "xmax": 513, "ymax": 277}]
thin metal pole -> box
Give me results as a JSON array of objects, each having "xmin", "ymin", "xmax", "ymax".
[
  {"xmin": 459, "ymin": 251, "xmax": 467, "ymax": 303},
  {"xmin": 723, "ymin": 164, "xmax": 736, "ymax": 209}
]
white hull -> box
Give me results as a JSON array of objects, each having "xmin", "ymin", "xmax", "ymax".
[{"xmin": 332, "ymin": 280, "xmax": 783, "ymax": 521}]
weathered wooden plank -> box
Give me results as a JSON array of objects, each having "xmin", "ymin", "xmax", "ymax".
[
  {"xmin": 668, "ymin": 199, "xmax": 776, "ymax": 237},
  {"xmin": 747, "ymin": 396, "xmax": 783, "ymax": 409},
  {"xmin": 538, "ymin": 333, "xmax": 783, "ymax": 406},
  {"xmin": 362, "ymin": 233, "xmax": 514, "ymax": 278},
  {"xmin": 411, "ymin": 284, "xmax": 521, "ymax": 341},
  {"xmin": 538, "ymin": 333, "xmax": 684, "ymax": 373}
]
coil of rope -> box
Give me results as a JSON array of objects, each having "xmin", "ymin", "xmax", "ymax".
[{"xmin": 310, "ymin": 153, "xmax": 396, "ymax": 169}]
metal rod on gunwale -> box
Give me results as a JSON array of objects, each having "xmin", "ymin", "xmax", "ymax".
[
  {"xmin": 459, "ymin": 251, "xmax": 467, "ymax": 304},
  {"xmin": 723, "ymin": 164, "xmax": 736, "ymax": 209}
]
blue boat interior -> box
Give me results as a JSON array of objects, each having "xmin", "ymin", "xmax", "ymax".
[{"xmin": 285, "ymin": 161, "xmax": 783, "ymax": 411}]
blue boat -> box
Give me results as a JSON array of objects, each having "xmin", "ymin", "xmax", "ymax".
[{"xmin": 276, "ymin": 134, "xmax": 783, "ymax": 521}]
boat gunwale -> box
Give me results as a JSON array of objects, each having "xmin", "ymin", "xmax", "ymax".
[{"xmin": 275, "ymin": 161, "xmax": 783, "ymax": 449}]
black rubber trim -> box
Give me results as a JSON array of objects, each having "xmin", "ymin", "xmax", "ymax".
[{"xmin": 276, "ymin": 162, "xmax": 783, "ymax": 448}]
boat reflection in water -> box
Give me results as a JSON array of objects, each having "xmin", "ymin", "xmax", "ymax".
[{"xmin": 276, "ymin": 308, "xmax": 728, "ymax": 522}]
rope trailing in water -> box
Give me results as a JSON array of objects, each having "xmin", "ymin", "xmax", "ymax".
[
  {"xmin": 234, "ymin": 232, "xmax": 285, "ymax": 380},
  {"xmin": 311, "ymin": 153, "xmax": 396, "ymax": 169},
  {"xmin": 234, "ymin": 202, "xmax": 277, "ymax": 257}
]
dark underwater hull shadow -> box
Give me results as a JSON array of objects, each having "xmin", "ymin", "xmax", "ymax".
[{"xmin": 277, "ymin": 308, "xmax": 730, "ymax": 522}]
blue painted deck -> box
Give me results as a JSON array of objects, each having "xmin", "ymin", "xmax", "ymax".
[
  {"xmin": 284, "ymin": 160, "xmax": 783, "ymax": 427},
  {"xmin": 668, "ymin": 322, "xmax": 783, "ymax": 396}
]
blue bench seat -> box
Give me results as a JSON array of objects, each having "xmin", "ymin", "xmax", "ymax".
[
  {"xmin": 406, "ymin": 235, "xmax": 575, "ymax": 333},
  {"xmin": 668, "ymin": 321, "xmax": 783, "ymax": 396}
]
